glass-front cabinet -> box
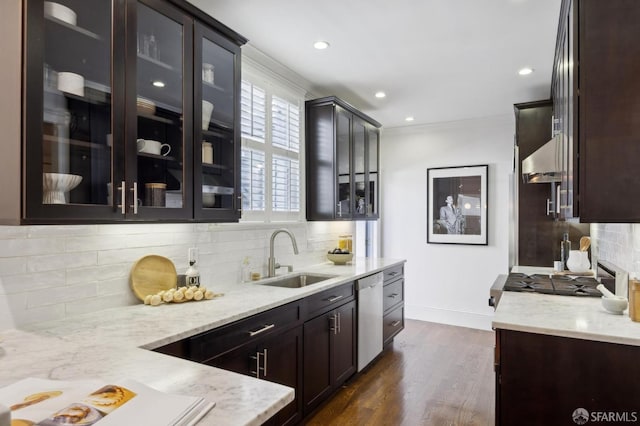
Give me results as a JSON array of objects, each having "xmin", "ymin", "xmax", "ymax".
[
  {"xmin": 306, "ymin": 96, "xmax": 381, "ymax": 221},
  {"xmin": 19, "ymin": 0, "xmax": 244, "ymax": 223}
]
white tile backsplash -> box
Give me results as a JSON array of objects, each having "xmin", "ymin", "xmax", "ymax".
[
  {"xmin": 0, "ymin": 221, "xmax": 355, "ymax": 329},
  {"xmin": 591, "ymin": 223, "xmax": 637, "ymax": 275}
]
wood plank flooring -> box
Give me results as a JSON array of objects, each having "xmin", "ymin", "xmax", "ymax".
[{"xmin": 305, "ymin": 319, "xmax": 495, "ymax": 426}]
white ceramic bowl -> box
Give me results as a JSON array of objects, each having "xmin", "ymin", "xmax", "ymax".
[
  {"xmin": 44, "ymin": 2, "xmax": 77, "ymax": 26},
  {"xmin": 601, "ymin": 296, "xmax": 628, "ymax": 315},
  {"xmin": 327, "ymin": 252, "xmax": 354, "ymax": 265},
  {"xmin": 43, "ymin": 172, "xmax": 83, "ymax": 204},
  {"xmin": 57, "ymin": 72, "xmax": 84, "ymax": 97}
]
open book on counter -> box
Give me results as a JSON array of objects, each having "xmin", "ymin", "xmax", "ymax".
[{"xmin": 0, "ymin": 377, "xmax": 215, "ymax": 426}]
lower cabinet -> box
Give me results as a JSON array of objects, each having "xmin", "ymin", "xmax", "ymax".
[
  {"xmin": 383, "ymin": 263, "xmax": 405, "ymax": 346},
  {"xmin": 208, "ymin": 326, "xmax": 302, "ymax": 426},
  {"xmin": 302, "ymin": 299, "xmax": 356, "ymax": 415},
  {"xmin": 495, "ymin": 329, "xmax": 640, "ymax": 426}
]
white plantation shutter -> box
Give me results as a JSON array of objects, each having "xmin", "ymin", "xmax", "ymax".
[
  {"xmin": 241, "ymin": 148, "xmax": 265, "ymax": 211},
  {"xmin": 240, "ymin": 76, "xmax": 303, "ymax": 220},
  {"xmin": 241, "ymin": 81, "xmax": 266, "ymax": 142},
  {"xmin": 271, "ymin": 96, "xmax": 300, "ymax": 152},
  {"xmin": 272, "ymin": 155, "xmax": 300, "ymax": 212}
]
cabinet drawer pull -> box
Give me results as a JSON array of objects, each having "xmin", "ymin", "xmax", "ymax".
[
  {"xmin": 325, "ymin": 295, "xmax": 344, "ymax": 303},
  {"xmin": 390, "ymin": 320, "xmax": 401, "ymax": 327},
  {"xmin": 388, "ymin": 293, "xmax": 399, "ymax": 298},
  {"xmin": 248, "ymin": 323, "xmax": 275, "ymax": 337},
  {"xmin": 388, "ymin": 271, "xmax": 399, "ymax": 276}
]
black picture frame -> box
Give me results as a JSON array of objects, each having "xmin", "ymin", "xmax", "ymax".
[{"xmin": 427, "ymin": 165, "xmax": 488, "ymax": 245}]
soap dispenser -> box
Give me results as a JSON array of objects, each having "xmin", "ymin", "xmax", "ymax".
[{"xmin": 185, "ymin": 248, "xmax": 200, "ymax": 287}]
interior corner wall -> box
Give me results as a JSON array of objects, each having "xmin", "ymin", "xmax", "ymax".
[{"xmin": 380, "ymin": 115, "xmax": 514, "ymax": 330}]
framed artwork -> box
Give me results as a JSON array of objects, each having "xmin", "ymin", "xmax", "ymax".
[{"xmin": 427, "ymin": 165, "xmax": 488, "ymax": 245}]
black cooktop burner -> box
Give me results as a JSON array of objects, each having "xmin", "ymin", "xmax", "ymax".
[{"xmin": 504, "ymin": 273, "xmax": 601, "ymax": 297}]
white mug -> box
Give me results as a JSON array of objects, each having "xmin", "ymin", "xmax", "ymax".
[{"xmin": 137, "ymin": 139, "xmax": 170, "ymax": 156}]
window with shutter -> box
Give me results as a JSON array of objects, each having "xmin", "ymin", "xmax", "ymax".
[{"xmin": 240, "ymin": 76, "xmax": 303, "ymax": 221}]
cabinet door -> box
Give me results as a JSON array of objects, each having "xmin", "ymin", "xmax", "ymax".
[
  {"xmin": 352, "ymin": 116, "xmax": 366, "ymax": 219},
  {"xmin": 336, "ymin": 106, "xmax": 351, "ymax": 218},
  {"xmin": 261, "ymin": 326, "xmax": 302, "ymax": 426},
  {"xmin": 303, "ymin": 311, "xmax": 332, "ymax": 413},
  {"xmin": 331, "ymin": 300, "xmax": 356, "ymax": 386},
  {"xmin": 366, "ymin": 125, "xmax": 379, "ymax": 218},
  {"xmin": 24, "ymin": 0, "xmax": 123, "ymax": 221},
  {"xmin": 193, "ymin": 22, "xmax": 241, "ymax": 221},
  {"xmin": 127, "ymin": 0, "xmax": 193, "ymax": 220}
]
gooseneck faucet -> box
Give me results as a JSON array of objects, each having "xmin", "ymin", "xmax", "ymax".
[{"xmin": 268, "ymin": 229, "xmax": 299, "ymax": 277}]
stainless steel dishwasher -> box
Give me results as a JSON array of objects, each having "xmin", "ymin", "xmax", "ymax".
[{"xmin": 356, "ymin": 272, "xmax": 383, "ymax": 371}]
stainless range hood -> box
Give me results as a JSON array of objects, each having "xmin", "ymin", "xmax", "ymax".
[{"xmin": 521, "ymin": 136, "xmax": 562, "ymax": 183}]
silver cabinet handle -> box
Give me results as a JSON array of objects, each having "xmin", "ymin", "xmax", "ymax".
[
  {"xmin": 117, "ymin": 181, "xmax": 126, "ymax": 214},
  {"xmin": 248, "ymin": 323, "xmax": 275, "ymax": 337},
  {"xmin": 546, "ymin": 198, "xmax": 554, "ymax": 216},
  {"xmin": 391, "ymin": 320, "xmax": 401, "ymax": 327},
  {"xmin": 388, "ymin": 271, "xmax": 399, "ymax": 276},
  {"xmin": 262, "ymin": 348, "xmax": 268, "ymax": 377},
  {"xmin": 329, "ymin": 314, "xmax": 338, "ymax": 335},
  {"xmin": 337, "ymin": 312, "xmax": 341, "ymax": 334},
  {"xmin": 325, "ymin": 295, "xmax": 344, "ymax": 303},
  {"xmin": 130, "ymin": 181, "xmax": 138, "ymax": 214},
  {"xmin": 388, "ymin": 293, "xmax": 399, "ymax": 298}
]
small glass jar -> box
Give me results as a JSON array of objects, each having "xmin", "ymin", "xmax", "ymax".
[{"xmin": 338, "ymin": 234, "xmax": 352, "ymax": 252}]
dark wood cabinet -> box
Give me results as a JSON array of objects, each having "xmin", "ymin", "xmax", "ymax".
[
  {"xmin": 305, "ymin": 96, "xmax": 380, "ymax": 221},
  {"xmin": 2, "ymin": 0, "xmax": 245, "ymax": 224},
  {"xmin": 553, "ymin": 0, "xmax": 640, "ymax": 222},
  {"xmin": 302, "ymin": 298, "xmax": 356, "ymax": 415},
  {"xmin": 382, "ymin": 263, "xmax": 404, "ymax": 345},
  {"xmin": 514, "ymin": 101, "xmax": 589, "ymax": 266},
  {"xmin": 495, "ymin": 329, "xmax": 640, "ymax": 426},
  {"xmin": 155, "ymin": 300, "xmax": 303, "ymax": 426}
]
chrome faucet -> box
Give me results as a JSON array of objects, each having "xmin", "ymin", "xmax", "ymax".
[{"xmin": 268, "ymin": 229, "xmax": 299, "ymax": 277}]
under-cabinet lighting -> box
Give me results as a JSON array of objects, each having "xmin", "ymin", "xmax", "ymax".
[
  {"xmin": 313, "ymin": 40, "xmax": 330, "ymax": 50},
  {"xmin": 375, "ymin": 91, "xmax": 386, "ymax": 99},
  {"xmin": 152, "ymin": 80, "xmax": 165, "ymax": 88},
  {"xmin": 518, "ymin": 67, "xmax": 534, "ymax": 76}
]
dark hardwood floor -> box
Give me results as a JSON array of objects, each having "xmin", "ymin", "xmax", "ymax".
[{"xmin": 305, "ymin": 319, "xmax": 495, "ymax": 426}]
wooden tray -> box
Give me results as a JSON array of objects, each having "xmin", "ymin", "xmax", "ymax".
[{"xmin": 130, "ymin": 255, "xmax": 177, "ymax": 301}]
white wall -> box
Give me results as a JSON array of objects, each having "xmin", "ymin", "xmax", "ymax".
[
  {"xmin": 381, "ymin": 115, "xmax": 514, "ymax": 330},
  {"xmin": 0, "ymin": 221, "xmax": 354, "ymax": 330}
]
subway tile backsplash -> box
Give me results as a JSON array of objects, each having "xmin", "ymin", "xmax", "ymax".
[
  {"xmin": 0, "ymin": 221, "xmax": 354, "ymax": 329},
  {"xmin": 591, "ymin": 223, "xmax": 640, "ymax": 277}
]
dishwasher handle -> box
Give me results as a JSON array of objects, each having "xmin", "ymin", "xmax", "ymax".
[{"xmin": 356, "ymin": 272, "xmax": 383, "ymax": 291}]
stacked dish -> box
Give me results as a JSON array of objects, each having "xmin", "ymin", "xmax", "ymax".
[
  {"xmin": 44, "ymin": 2, "xmax": 77, "ymax": 26},
  {"xmin": 136, "ymin": 97, "xmax": 156, "ymax": 115}
]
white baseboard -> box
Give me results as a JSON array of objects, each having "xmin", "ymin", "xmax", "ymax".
[{"xmin": 405, "ymin": 304, "xmax": 494, "ymax": 331}]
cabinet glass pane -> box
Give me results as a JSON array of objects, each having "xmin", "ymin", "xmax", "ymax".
[
  {"xmin": 368, "ymin": 128, "xmax": 379, "ymax": 216},
  {"xmin": 353, "ymin": 120, "xmax": 365, "ymax": 215},
  {"xmin": 337, "ymin": 109, "xmax": 351, "ymax": 217},
  {"xmin": 42, "ymin": 0, "xmax": 112, "ymax": 206},
  {"xmin": 200, "ymin": 36, "xmax": 236, "ymax": 209},
  {"xmin": 136, "ymin": 3, "xmax": 184, "ymax": 208}
]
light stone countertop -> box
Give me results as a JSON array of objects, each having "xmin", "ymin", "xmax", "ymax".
[
  {"xmin": 0, "ymin": 257, "xmax": 406, "ymax": 426},
  {"xmin": 492, "ymin": 274, "xmax": 640, "ymax": 347}
]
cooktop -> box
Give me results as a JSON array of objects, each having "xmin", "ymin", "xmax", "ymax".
[{"xmin": 504, "ymin": 272, "xmax": 602, "ymax": 297}]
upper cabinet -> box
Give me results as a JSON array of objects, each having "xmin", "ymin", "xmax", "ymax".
[
  {"xmin": 1, "ymin": 0, "xmax": 245, "ymax": 224},
  {"xmin": 554, "ymin": 0, "xmax": 640, "ymax": 222},
  {"xmin": 306, "ymin": 96, "xmax": 381, "ymax": 221}
]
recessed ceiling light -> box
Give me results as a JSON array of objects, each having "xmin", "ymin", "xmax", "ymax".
[
  {"xmin": 313, "ymin": 41, "xmax": 330, "ymax": 50},
  {"xmin": 518, "ymin": 67, "xmax": 534, "ymax": 76},
  {"xmin": 375, "ymin": 91, "xmax": 386, "ymax": 99},
  {"xmin": 405, "ymin": 116, "xmax": 415, "ymax": 122},
  {"xmin": 152, "ymin": 80, "xmax": 165, "ymax": 88}
]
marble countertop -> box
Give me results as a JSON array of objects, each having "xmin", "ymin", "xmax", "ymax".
[
  {"xmin": 0, "ymin": 257, "xmax": 405, "ymax": 426},
  {"xmin": 492, "ymin": 274, "xmax": 640, "ymax": 347}
]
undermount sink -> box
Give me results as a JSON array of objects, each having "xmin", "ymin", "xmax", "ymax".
[{"xmin": 257, "ymin": 273, "xmax": 336, "ymax": 289}]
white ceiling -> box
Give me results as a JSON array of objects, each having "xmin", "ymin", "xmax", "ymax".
[{"xmin": 188, "ymin": 0, "xmax": 561, "ymax": 129}]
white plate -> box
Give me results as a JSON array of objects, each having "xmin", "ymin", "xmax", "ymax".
[{"xmin": 44, "ymin": 2, "xmax": 77, "ymax": 26}]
